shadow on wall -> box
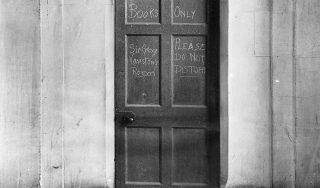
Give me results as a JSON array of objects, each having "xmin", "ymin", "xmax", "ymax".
[
  {"xmin": 230, "ymin": 186, "xmax": 268, "ymax": 188},
  {"xmin": 65, "ymin": 185, "xmax": 110, "ymax": 188}
]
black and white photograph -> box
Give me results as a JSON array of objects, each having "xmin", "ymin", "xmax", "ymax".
[{"xmin": 0, "ymin": 0, "xmax": 318, "ymax": 187}]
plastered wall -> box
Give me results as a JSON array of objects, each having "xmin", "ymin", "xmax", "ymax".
[
  {"xmin": 40, "ymin": 0, "xmax": 114, "ymax": 187},
  {"xmin": 0, "ymin": 1, "xmax": 41, "ymax": 187},
  {"xmin": 295, "ymin": 0, "xmax": 320, "ymax": 186},
  {"xmin": 227, "ymin": 0, "xmax": 272, "ymax": 187},
  {"xmin": 0, "ymin": 0, "xmax": 115, "ymax": 187},
  {"xmin": 227, "ymin": 0, "xmax": 320, "ymax": 187}
]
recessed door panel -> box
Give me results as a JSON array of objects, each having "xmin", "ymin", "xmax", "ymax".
[
  {"xmin": 172, "ymin": 36, "xmax": 206, "ymax": 106},
  {"xmin": 126, "ymin": 35, "xmax": 160, "ymax": 105},
  {"xmin": 172, "ymin": 128, "xmax": 208, "ymax": 185},
  {"xmin": 116, "ymin": 0, "xmax": 219, "ymax": 187},
  {"xmin": 126, "ymin": 127, "xmax": 161, "ymax": 184}
]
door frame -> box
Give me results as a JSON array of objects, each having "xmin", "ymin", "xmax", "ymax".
[{"xmin": 108, "ymin": 0, "xmax": 229, "ymax": 186}]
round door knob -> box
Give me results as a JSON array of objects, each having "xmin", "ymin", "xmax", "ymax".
[
  {"xmin": 128, "ymin": 117, "xmax": 134, "ymax": 123},
  {"xmin": 123, "ymin": 116, "xmax": 134, "ymax": 124},
  {"xmin": 116, "ymin": 111, "xmax": 136, "ymax": 124}
]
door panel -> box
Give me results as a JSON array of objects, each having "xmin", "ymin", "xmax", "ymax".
[
  {"xmin": 116, "ymin": 0, "xmax": 219, "ymax": 187},
  {"xmin": 126, "ymin": 127, "xmax": 161, "ymax": 183},
  {"xmin": 172, "ymin": 36, "xmax": 207, "ymax": 106},
  {"xmin": 172, "ymin": 128, "xmax": 208, "ymax": 184},
  {"xmin": 126, "ymin": 35, "xmax": 160, "ymax": 105}
]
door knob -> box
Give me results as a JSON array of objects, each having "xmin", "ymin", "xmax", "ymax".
[
  {"xmin": 115, "ymin": 110, "xmax": 135, "ymax": 124},
  {"xmin": 124, "ymin": 116, "xmax": 134, "ymax": 124}
]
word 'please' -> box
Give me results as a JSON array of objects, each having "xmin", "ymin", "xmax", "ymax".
[{"xmin": 174, "ymin": 38, "xmax": 206, "ymax": 51}]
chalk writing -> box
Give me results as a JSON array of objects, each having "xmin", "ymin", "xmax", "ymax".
[
  {"xmin": 127, "ymin": 0, "xmax": 159, "ymax": 23},
  {"xmin": 189, "ymin": 52, "xmax": 205, "ymax": 63},
  {"xmin": 172, "ymin": 36, "xmax": 206, "ymax": 105},
  {"xmin": 127, "ymin": 36, "xmax": 160, "ymax": 105},
  {"xmin": 131, "ymin": 67, "xmax": 155, "ymax": 77},
  {"xmin": 173, "ymin": 37, "xmax": 206, "ymax": 77},
  {"xmin": 174, "ymin": 6, "xmax": 196, "ymax": 20},
  {"xmin": 128, "ymin": 43, "xmax": 158, "ymax": 78},
  {"xmin": 127, "ymin": 37, "xmax": 159, "ymax": 79},
  {"xmin": 129, "ymin": 43, "xmax": 159, "ymax": 67},
  {"xmin": 128, "ymin": 3, "xmax": 159, "ymax": 19},
  {"xmin": 174, "ymin": 37, "xmax": 206, "ymax": 51},
  {"xmin": 174, "ymin": 65, "xmax": 205, "ymax": 75},
  {"xmin": 129, "ymin": 57, "xmax": 158, "ymax": 66},
  {"xmin": 172, "ymin": 0, "xmax": 206, "ymax": 24},
  {"xmin": 129, "ymin": 43, "xmax": 158, "ymax": 58}
]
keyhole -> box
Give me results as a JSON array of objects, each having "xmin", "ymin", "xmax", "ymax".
[{"xmin": 142, "ymin": 92, "xmax": 147, "ymax": 98}]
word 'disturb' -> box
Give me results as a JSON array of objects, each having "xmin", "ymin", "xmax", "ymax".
[
  {"xmin": 128, "ymin": 1, "xmax": 159, "ymax": 19},
  {"xmin": 174, "ymin": 65, "xmax": 205, "ymax": 75}
]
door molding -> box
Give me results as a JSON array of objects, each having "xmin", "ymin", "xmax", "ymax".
[
  {"xmin": 219, "ymin": 0, "xmax": 228, "ymax": 186},
  {"xmin": 110, "ymin": 0, "xmax": 229, "ymax": 187}
]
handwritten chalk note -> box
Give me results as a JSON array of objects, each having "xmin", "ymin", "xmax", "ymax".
[
  {"xmin": 173, "ymin": 36, "xmax": 206, "ymax": 105},
  {"xmin": 127, "ymin": 0, "xmax": 160, "ymax": 23},
  {"xmin": 172, "ymin": 0, "xmax": 206, "ymax": 24},
  {"xmin": 127, "ymin": 36, "xmax": 160, "ymax": 105}
]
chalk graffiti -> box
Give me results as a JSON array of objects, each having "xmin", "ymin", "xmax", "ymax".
[
  {"xmin": 128, "ymin": 1, "xmax": 159, "ymax": 20},
  {"xmin": 173, "ymin": 6, "xmax": 196, "ymax": 20}
]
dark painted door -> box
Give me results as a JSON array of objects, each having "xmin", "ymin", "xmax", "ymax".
[{"xmin": 115, "ymin": 0, "xmax": 220, "ymax": 187}]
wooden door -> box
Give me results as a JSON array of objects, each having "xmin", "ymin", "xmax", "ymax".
[{"xmin": 115, "ymin": 0, "xmax": 220, "ymax": 187}]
